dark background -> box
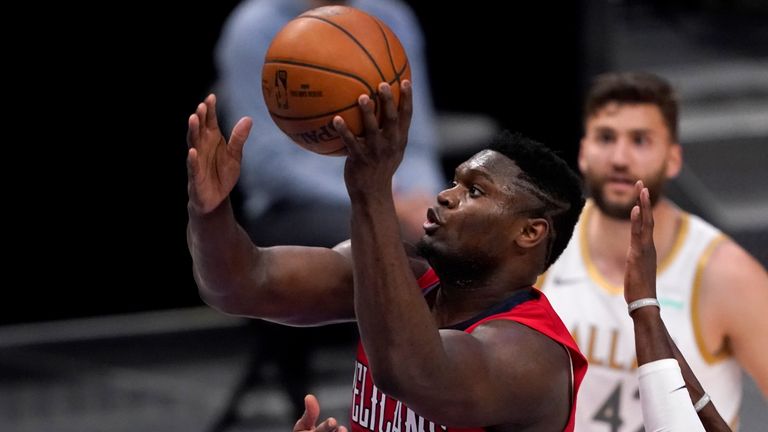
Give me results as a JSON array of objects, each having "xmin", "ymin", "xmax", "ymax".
[{"xmin": 8, "ymin": 2, "xmax": 592, "ymax": 324}]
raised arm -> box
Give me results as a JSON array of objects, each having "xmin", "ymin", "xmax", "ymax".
[
  {"xmin": 334, "ymin": 82, "xmax": 568, "ymax": 427},
  {"xmin": 625, "ymin": 181, "xmax": 729, "ymax": 431},
  {"xmin": 186, "ymin": 95, "xmax": 354, "ymax": 326}
]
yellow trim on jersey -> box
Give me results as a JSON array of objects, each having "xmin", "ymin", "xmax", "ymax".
[
  {"xmin": 729, "ymin": 413, "xmax": 740, "ymax": 431},
  {"xmin": 535, "ymin": 273, "xmax": 548, "ymax": 290},
  {"xmin": 580, "ymin": 202, "xmax": 690, "ymax": 295},
  {"xmin": 659, "ymin": 212, "xmax": 689, "ymax": 274},
  {"xmin": 691, "ymin": 234, "xmax": 731, "ymax": 364},
  {"xmin": 580, "ymin": 203, "xmax": 622, "ymax": 294}
]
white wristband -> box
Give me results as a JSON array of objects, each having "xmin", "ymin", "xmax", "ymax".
[
  {"xmin": 628, "ymin": 298, "xmax": 660, "ymax": 315},
  {"xmin": 694, "ymin": 392, "xmax": 711, "ymax": 412}
]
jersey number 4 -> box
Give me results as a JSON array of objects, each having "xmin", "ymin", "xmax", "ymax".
[{"xmin": 593, "ymin": 382, "xmax": 644, "ymax": 432}]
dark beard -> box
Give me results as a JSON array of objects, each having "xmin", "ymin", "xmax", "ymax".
[
  {"xmin": 416, "ymin": 238, "xmax": 489, "ymax": 285},
  {"xmin": 586, "ymin": 172, "xmax": 666, "ymax": 221}
]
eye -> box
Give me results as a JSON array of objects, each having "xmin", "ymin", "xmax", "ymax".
[
  {"xmin": 632, "ymin": 133, "xmax": 649, "ymax": 147},
  {"xmin": 469, "ymin": 185, "xmax": 484, "ymax": 197},
  {"xmin": 597, "ymin": 130, "xmax": 615, "ymax": 144}
]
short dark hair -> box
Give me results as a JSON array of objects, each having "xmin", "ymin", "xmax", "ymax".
[
  {"xmin": 488, "ymin": 131, "xmax": 585, "ymax": 271},
  {"xmin": 585, "ymin": 72, "xmax": 679, "ymax": 141}
]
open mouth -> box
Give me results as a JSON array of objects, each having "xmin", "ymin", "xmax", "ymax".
[{"xmin": 423, "ymin": 208, "xmax": 441, "ymax": 234}]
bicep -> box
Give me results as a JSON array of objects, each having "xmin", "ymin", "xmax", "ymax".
[
  {"xmin": 404, "ymin": 321, "xmax": 570, "ymax": 427},
  {"xmin": 243, "ymin": 244, "xmax": 356, "ymax": 326}
]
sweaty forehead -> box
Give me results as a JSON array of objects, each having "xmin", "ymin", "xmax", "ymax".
[{"xmin": 461, "ymin": 150, "xmax": 523, "ymax": 181}]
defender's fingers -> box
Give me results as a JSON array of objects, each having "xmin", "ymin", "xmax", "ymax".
[
  {"xmin": 398, "ymin": 80, "xmax": 413, "ymax": 138},
  {"xmin": 630, "ymin": 204, "xmax": 641, "ymax": 237},
  {"xmin": 641, "ymin": 187, "xmax": 654, "ymax": 237}
]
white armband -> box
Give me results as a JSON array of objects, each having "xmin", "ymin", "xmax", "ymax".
[{"xmin": 638, "ymin": 359, "xmax": 705, "ymax": 431}]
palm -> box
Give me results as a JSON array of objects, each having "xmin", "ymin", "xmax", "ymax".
[{"xmin": 186, "ymin": 94, "xmax": 253, "ymax": 214}]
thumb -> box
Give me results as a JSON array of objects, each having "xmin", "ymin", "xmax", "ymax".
[{"xmin": 294, "ymin": 394, "xmax": 321, "ymax": 431}]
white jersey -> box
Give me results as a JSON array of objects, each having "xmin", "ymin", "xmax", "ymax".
[{"xmin": 540, "ymin": 202, "xmax": 741, "ymax": 432}]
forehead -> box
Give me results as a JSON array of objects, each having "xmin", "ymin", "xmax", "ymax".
[
  {"xmin": 587, "ymin": 102, "xmax": 667, "ymax": 131},
  {"xmin": 458, "ymin": 150, "xmax": 522, "ymax": 185},
  {"xmin": 463, "ymin": 149, "xmax": 519, "ymax": 172}
]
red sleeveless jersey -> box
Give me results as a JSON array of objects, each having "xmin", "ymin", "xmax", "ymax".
[{"xmin": 350, "ymin": 268, "xmax": 587, "ymax": 432}]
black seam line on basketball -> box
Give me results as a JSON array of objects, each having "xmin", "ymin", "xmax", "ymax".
[
  {"xmin": 264, "ymin": 59, "xmax": 375, "ymax": 96},
  {"xmin": 396, "ymin": 59, "xmax": 408, "ymax": 78},
  {"xmin": 299, "ymin": 15, "xmax": 386, "ymax": 82},
  {"xmin": 268, "ymin": 101, "xmax": 360, "ymax": 121},
  {"xmin": 374, "ymin": 19, "xmax": 398, "ymax": 79}
]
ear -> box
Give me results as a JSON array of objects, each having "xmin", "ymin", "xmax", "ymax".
[
  {"xmin": 578, "ymin": 137, "xmax": 588, "ymax": 174},
  {"xmin": 515, "ymin": 218, "xmax": 550, "ymax": 249},
  {"xmin": 665, "ymin": 142, "xmax": 682, "ymax": 179}
]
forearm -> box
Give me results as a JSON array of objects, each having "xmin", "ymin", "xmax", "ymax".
[
  {"xmin": 665, "ymin": 328, "xmax": 731, "ymax": 431},
  {"xmin": 350, "ymin": 189, "xmax": 444, "ymax": 394},
  {"xmin": 632, "ymin": 307, "xmax": 674, "ymax": 365},
  {"xmin": 632, "ymin": 309, "xmax": 730, "ymax": 431},
  {"xmin": 187, "ymin": 198, "xmax": 262, "ymax": 312}
]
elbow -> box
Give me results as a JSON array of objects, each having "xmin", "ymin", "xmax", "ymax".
[
  {"xmin": 368, "ymin": 360, "xmax": 422, "ymax": 402},
  {"xmin": 194, "ymin": 274, "xmax": 250, "ymax": 316},
  {"xmin": 370, "ymin": 367, "xmax": 405, "ymax": 400},
  {"xmin": 199, "ymin": 289, "xmax": 245, "ymax": 316}
]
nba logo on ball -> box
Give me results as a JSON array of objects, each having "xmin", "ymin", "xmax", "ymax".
[
  {"xmin": 275, "ymin": 70, "xmax": 289, "ymax": 110},
  {"xmin": 262, "ymin": 5, "xmax": 411, "ymax": 156}
]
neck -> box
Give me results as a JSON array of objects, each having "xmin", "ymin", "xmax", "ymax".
[
  {"xmin": 431, "ymin": 265, "xmax": 534, "ymax": 327},
  {"xmin": 586, "ymin": 199, "xmax": 682, "ymax": 284}
]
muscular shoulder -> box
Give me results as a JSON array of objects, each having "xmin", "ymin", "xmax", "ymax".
[
  {"xmin": 700, "ymin": 239, "xmax": 768, "ymax": 333},
  {"xmin": 702, "ymin": 239, "xmax": 767, "ymax": 298},
  {"xmin": 472, "ymin": 320, "xmax": 571, "ymax": 412}
]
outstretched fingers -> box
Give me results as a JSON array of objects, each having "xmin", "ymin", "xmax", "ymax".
[
  {"xmin": 640, "ymin": 182, "xmax": 654, "ymax": 245},
  {"xmin": 204, "ymin": 94, "xmax": 219, "ymax": 130},
  {"xmin": 228, "ymin": 116, "xmax": 253, "ymax": 161},
  {"xmin": 186, "ymin": 114, "xmax": 201, "ymax": 180}
]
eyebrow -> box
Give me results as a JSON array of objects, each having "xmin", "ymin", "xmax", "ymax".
[
  {"xmin": 454, "ymin": 166, "xmax": 496, "ymax": 184},
  {"xmin": 594, "ymin": 125, "xmax": 653, "ymax": 135}
]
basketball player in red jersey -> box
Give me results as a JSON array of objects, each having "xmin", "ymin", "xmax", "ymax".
[{"xmin": 186, "ymin": 81, "xmax": 587, "ymax": 430}]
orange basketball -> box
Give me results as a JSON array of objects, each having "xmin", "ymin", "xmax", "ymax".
[{"xmin": 262, "ymin": 6, "xmax": 411, "ymax": 156}]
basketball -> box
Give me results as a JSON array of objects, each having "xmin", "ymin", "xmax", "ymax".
[{"xmin": 261, "ymin": 6, "xmax": 411, "ymax": 156}]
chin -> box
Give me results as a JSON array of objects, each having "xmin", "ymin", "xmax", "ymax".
[
  {"xmin": 415, "ymin": 237, "xmax": 436, "ymax": 259},
  {"xmin": 596, "ymin": 200, "xmax": 633, "ymax": 220}
]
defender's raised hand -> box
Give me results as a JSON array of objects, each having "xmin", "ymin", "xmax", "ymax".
[
  {"xmin": 624, "ymin": 180, "xmax": 658, "ymax": 305},
  {"xmin": 187, "ymin": 94, "xmax": 253, "ymax": 215}
]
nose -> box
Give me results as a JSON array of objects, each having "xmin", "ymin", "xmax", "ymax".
[
  {"xmin": 610, "ymin": 138, "xmax": 631, "ymax": 168},
  {"xmin": 437, "ymin": 187, "xmax": 457, "ymax": 209}
]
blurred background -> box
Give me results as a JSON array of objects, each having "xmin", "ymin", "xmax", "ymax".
[{"xmin": 4, "ymin": 0, "xmax": 766, "ymax": 430}]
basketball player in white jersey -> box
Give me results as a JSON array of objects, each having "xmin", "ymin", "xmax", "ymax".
[{"xmin": 540, "ymin": 72, "xmax": 768, "ymax": 431}]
